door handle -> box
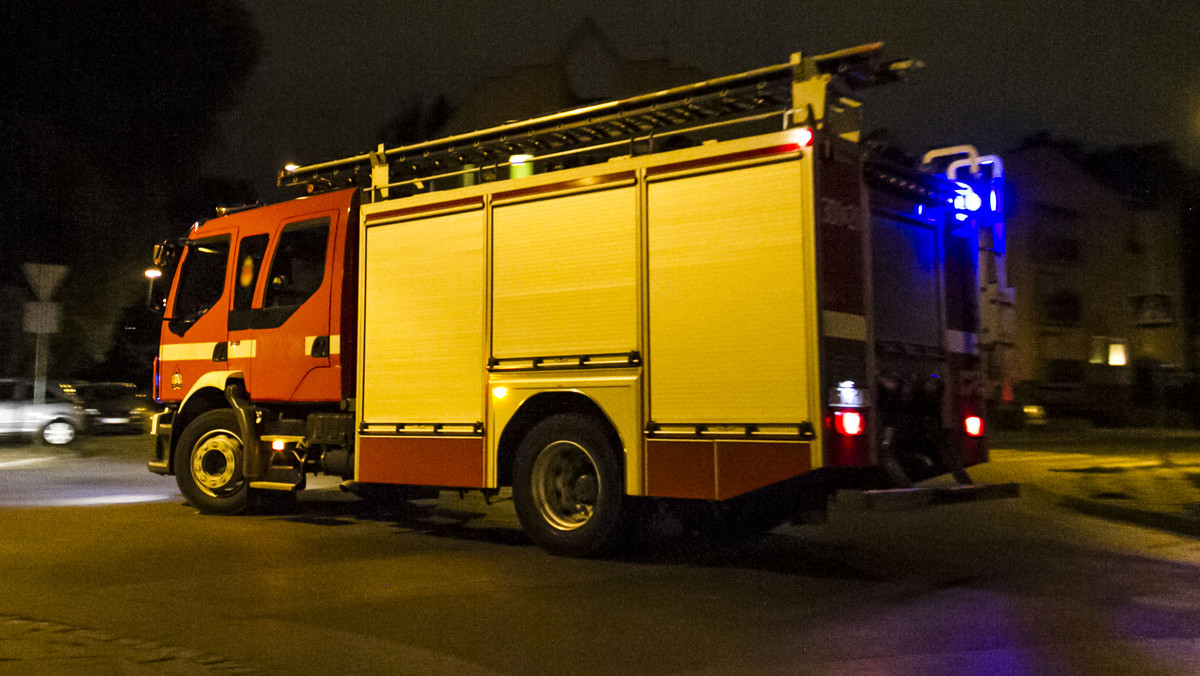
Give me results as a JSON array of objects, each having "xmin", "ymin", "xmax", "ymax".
[{"xmin": 310, "ymin": 335, "xmax": 330, "ymax": 358}]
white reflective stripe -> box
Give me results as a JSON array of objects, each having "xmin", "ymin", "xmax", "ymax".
[
  {"xmin": 228, "ymin": 339, "xmax": 256, "ymax": 359},
  {"xmin": 822, "ymin": 311, "xmax": 867, "ymax": 342},
  {"xmin": 304, "ymin": 335, "xmax": 341, "ymax": 356},
  {"xmin": 946, "ymin": 330, "xmax": 979, "ymax": 355},
  {"xmin": 161, "ymin": 342, "xmax": 220, "ymax": 361}
]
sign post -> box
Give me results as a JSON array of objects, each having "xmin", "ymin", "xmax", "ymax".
[{"xmin": 22, "ymin": 264, "xmax": 68, "ymax": 406}]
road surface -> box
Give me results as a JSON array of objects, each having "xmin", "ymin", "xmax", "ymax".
[{"xmin": 2, "ymin": 434, "xmax": 1199, "ymax": 674}]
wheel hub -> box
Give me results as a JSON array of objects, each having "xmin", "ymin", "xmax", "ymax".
[
  {"xmin": 42, "ymin": 421, "xmax": 75, "ymax": 445},
  {"xmin": 191, "ymin": 430, "xmax": 242, "ymax": 497},
  {"xmin": 531, "ymin": 440, "xmax": 599, "ymax": 531}
]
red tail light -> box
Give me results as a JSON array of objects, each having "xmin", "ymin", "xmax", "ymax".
[
  {"xmin": 964, "ymin": 415, "xmax": 984, "ymax": 437},
  {"xmin": 834, "ymin": 410, "xmax": 864, "ymax": 436}
]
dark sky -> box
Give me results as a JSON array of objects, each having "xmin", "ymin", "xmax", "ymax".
[{"xmin": 208, "ymin": 0, "xmax": 1200, "ymax": 192}]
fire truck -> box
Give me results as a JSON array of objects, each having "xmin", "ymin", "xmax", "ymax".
[{"xmin": 146, "ymin": 43, "xmax": 1017, "ymax": 556}]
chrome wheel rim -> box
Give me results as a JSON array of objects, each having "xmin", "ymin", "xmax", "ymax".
[
  {"xmin": 190, "ymin": 429, "xmax": 243, "ymax": 497},
  {"xmin": 531, "ymin": 440, "xmax": 599, "ymax": 531},
  {"xmin": 42, "ymin": 421, "xmax": 75, "ymax": 445}
]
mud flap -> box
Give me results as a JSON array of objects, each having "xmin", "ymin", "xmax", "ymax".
[{"xmin": 223, "ymin": 383, "xmax": 263, "ymax": 481}]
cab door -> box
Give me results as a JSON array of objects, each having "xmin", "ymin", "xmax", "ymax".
[
  {"xmin": 247, "ymin": 213, "xmax": 336, "ymax": 402},
  {"xmin": 226, "ymin": 232, "xmax": 270, "ymax": 394},
  {"xmin": 158, "ymin": 233, "xmax": 233, "ymax": 404}
]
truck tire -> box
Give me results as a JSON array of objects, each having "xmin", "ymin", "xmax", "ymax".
[
  {"xmin": 512, "ymin": 413, "xmax": 625, "ymax": 557},
  {"xmin": 174, "ymin": 409, "xmax": 248, "ymax": 515}
]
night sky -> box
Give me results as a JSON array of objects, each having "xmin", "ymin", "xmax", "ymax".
[
  {"xmin": 2, "ymin": 0, "xmax": 1199, "ymax": 380},
  {"xmin": 210, "ymin": 0, "xmax": 1200, "ymax": 192}
]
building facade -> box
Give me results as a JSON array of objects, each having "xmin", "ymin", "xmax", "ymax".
[{"xmin": 1004, "ymin": 144, "xmax": 1187, "ymax": 423}]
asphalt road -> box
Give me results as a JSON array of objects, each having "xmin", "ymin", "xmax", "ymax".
[{"xmin": 3, "ymin": 435, "xmax": 1200, "ymax": 675}]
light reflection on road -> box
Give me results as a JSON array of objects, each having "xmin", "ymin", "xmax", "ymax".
[
  {"xmin": 0, "ymin": 443, "xmax": 179, "ymax": 507},
  {"xmin": 0, "ymin": 456, "xmax": 56, "ymax": 469},
  {"xmin": 15, "ymin": 493, "xmax": 176, "ymax": 507}
]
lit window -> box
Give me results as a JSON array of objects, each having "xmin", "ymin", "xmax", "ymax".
[{"xmin": 1108, "ymin": 340, "xmax": 1127, "ymax": 366}]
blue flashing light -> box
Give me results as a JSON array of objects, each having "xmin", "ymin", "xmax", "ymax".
[
  {"xmin": 953, "ymin": 182, "xmax": 982, "ymax": 212},
  {"xmin": 955, "ymin": 212, "xmax": 968, "ymax": 222},
  {"xmin": 990, "ymin": 189, "xmax": 999, "ymax": 211}
]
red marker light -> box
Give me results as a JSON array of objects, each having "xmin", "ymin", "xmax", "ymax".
[
  {"xmin": 964, "ymin": 416, "xmax": 984, "ymax": 437},
  {"xmin": 835, "ymin": 410, "xmax": 863, "ymax": 436},
  {"xmin": 793, "ymin": 127, "xmax": 814, "ymax": 147}
]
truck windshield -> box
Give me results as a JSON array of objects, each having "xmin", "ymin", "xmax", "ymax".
[{"xmin": 168, "ymin": 235, "xmax": 230, "ymax": 336}]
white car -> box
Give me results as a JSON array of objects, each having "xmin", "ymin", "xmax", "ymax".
[{"xmin": 0, "ymin": 379, "xmax": 87, "ymax": 445}]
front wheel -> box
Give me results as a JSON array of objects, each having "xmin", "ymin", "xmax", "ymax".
[
  {"xmin": 39, "ymin": 419, "xmax": 76, "ymax": 446},
  {"xmin": 512, "ymin": 414, "xmax": 625, "ymax": 557},
  {"xmin": 174, "ymin": 409, "xmax": 248, "ymax": 515}
]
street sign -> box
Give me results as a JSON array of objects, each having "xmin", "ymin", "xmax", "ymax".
[
  {"xmin": 21, "ymin": 263, "xmax": 68, "ymax": 407},
  {"xmin": 23, "ymin": 301, "xmax": 60, "ymax": 334},
  {"xmin": 23, "ymin": 263, "xmax": 68, "ymax": 301}
]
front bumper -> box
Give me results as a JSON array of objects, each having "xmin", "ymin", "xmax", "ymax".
[{"xmin": 147, "ymin": 410, "xmax": 173, "ymax": 475}]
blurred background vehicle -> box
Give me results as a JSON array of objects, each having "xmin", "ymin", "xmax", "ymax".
[
  {"xmin": 0, "ymin": 379, "xmax": 88, "ymax": 445},
  {"xmin": 73, "ymin": 382, "xmax": 154, "ymax": 435}
]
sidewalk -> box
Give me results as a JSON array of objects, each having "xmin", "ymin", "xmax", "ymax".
[{"xmin": 979, "ymin": 423, "xmax": 1200, "ymax": 537}]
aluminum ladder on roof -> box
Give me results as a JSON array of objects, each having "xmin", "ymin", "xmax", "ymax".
[{"xmin": 279, "ymin": 42, "xmax": 919, "ymax": 201}]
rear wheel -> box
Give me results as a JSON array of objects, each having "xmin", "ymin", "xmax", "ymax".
[
  {"xmin": 174, "ymin": 409, "xmax": 248, "ymax": 515},
  {"xmin": 512, "ymin": 414, "xmax": 624, "ymax": 557}
]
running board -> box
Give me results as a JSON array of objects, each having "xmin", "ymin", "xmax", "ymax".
[
  {"xmin": 247, "ymin": 466, "xmax": 306, "ymax": 492},
  {"xmin": 249, "ymin": 480, "xmax": 303, "ymax": 492},
  {"xmin": 833, "ymin": 482, "xmax": 1019, "ymax": 512}
]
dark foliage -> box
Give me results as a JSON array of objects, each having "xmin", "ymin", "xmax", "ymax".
[{"xmin": 0, "ymin": 1, "xmax": 261, "ymax": 381}]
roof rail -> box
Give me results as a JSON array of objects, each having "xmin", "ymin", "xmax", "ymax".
[{"xmin": 279, "ymin": 43, "xmax": 918, "ymax": 200}]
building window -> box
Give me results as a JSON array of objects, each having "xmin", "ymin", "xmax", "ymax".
[
  {"xmin": 1090, "ymin": 336, "xmax": 1127, "ymax": 366},
  {"xmin": 1130, "ymin": 294, "xmax": 1173, "ymax": 327},
  {"xmin": 1040, "ymin": 289, "xmax": 1082, "ymax": 327}
]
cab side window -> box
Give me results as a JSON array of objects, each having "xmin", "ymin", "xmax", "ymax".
[
  {"xmin": 169, "ymin": 235, "xmax": 230, "ymax": 336},
  {"xmin": 233, "ymin": 234, "xmax": 270, "ymax": 312},
  {"xmin": 228, "ymin": 234, "xmax": 270, "ymax": 332},
  {"xmin": 264, "ymin": 218, "xmax": 329, "ymax": 309}
]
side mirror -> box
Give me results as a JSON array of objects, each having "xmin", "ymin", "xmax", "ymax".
[
  {"xmin": 146, "ymin": 240, "xmax": 182, "ymax": 314},
  {"xmin": 145, "ymin": 268, "xmax": 168, "ymax": 314}
]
